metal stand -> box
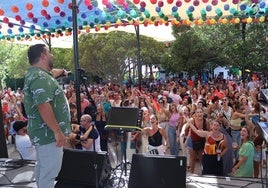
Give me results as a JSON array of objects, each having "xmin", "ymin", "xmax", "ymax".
[{"xmin": 116, "ymin": 130, "xmax": 130, "ymax": 188}]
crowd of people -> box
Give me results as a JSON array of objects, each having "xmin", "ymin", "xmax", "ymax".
[{"xmin": 1, "ymin": 44, "xmax": 268, "ymax": 187}]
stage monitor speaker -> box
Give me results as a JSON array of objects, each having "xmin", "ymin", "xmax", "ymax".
[
  {"xmin": 106, "ymin": 107, "xmax": 143, "ymax": 131},
  {"xmin": 56, "ymin": 149, "xmax": 111, "ymax": 188},
  {"xmin": 128, "ymin": 154, "xmax": 187, "ymax": 188}
]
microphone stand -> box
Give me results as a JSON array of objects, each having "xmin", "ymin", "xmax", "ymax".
[
  {"xmin": 78, "ymin": 69, "xmax": 98, "ymax": 188},
  {"xmin": 92, "ymin": 122, "xmax": 98, "ymax": 188}
]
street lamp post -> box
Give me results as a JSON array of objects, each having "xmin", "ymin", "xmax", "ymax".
[
  {"xmin": 134, "ymin": 25, "xmax": 142, "ymax": 90},
  {"xmin": 241, "ymin": 22, "xmax": 246, "ymax": 82}
]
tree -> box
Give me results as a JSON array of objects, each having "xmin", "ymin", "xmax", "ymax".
[
  {"xmin": 162, "ymin": 21, "xmax": 268, "ymax": 79},
  {"xmin": 0, "ymin": 43, "xmax": 28, "ymax": 88},
  {"xmin": 77, "ymin": 31, "xmax": 165, "ymax": 84},
  {"xmin": 52, "ymin": 47, "xmax": 73, "ymax": 70},
  {"xmin": 162, "ymin": 25, "xmax": 214, "ymax": 76}
]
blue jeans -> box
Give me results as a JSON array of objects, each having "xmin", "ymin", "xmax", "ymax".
[
  {"xmin": 35, "ymin": 142, "xmax": 63, "ymax": 188},
  {"xmin": 168, "ymin": 125, "xmax": 179, "ymax": 156},
  {"xmin": 231, "ymin": 130, "xmax": 241, "ymax": 161}
]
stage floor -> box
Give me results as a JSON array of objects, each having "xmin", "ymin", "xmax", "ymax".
[
  {"xmin": 0, "ymin": 157, "xmax": 267, "ymax": 188},
  {"xmin": 4, "ymin": 137, "xmax": 268, "ymax": 188}
]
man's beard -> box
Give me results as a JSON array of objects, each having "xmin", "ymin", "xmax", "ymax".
[{"xmin": 48, "ymin": 60, "xmax": 54, "ymax": 70}]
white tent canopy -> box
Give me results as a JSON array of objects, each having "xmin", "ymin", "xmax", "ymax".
[{"xmin": 5, "ymin": 23, "xmax": 175, "ymax": 48}]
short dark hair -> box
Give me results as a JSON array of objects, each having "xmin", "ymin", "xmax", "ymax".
[{"xmin": 28, "ymin": 44, "xmax": 46, "ymax": 65}]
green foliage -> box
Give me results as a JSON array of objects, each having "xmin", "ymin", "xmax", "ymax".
[
  {"xmin": 52, "ymin": 48, "xmax": 73, "ymax": 70},
  {"xmin": 0, "ymin": 43, "xmax": 28, "ymax": 88},
  {"xmin": 163, "ymin": 22, "xmax": 268, "ymax": 77},
  {"xmin": 77, "ymin": 31, "xmax": 165, "ymax": 84},
  {"xmin": 1, "ymin": 20, "xmax": 268, "ymax": 87}
]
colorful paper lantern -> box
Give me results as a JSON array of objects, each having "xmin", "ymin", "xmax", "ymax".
[
  {"xmin": 150, "ymin": 0, "xmax": 157, "ymax": 5},
  {"xmin": 247, "ymin": 17, "xmax": 252, "ymax": 23},
  {"xmin": 158, "ymin": 1, "xmax": 164, "ymax": 7},
  {"xmin": 133, "ymin": 0, "xmax": 140, "ymax": 4},
  {"xmin": 232, "ymin": 0, "xmax": 239, "ymax": 4},
  {"xmin": 240, "ymin": 4, "xmax": 247, "ymax": 11},
  {"xmin": 3, "ymin": 17, "xmax": 9, "ymax": 23},
  {"xmin": 11, "ymin": 6, "xmax": 19, "ymax": 13},
  {"xmin": 58, "ymin": 0, "xmax": 65, "ymax": 4},
  {"xmin": 42, "ymin": 0, "xmax": 49, "ymax": 7},
  {"xmin": 176, "ymin": 0, "xmax": 182, "ymax": 7},
  {"xmin": 193, "ymin": 0, "xmax": 200, "ymax": 6},
  {"xmin": 167, "ymin": 0, "xmax": 173, "ymax": 4},
  {"xmin": 206, "ymin": 5, "xmax": 212, "ymax": 11},
  {"xmin": 54, "ymin": 6, "xmax": 61, "ymax": 13},
  {"xmin": 140, "ymin": 1, "xmax": 146, "ymax": 7},
  {"xmin": 15, "ymin": 15, "xmax": 22, "ymax": 21},
  {"xmin": 41, "ymin": 9, "xmax": 48, "ymax": 16},
  {"xmin": 224, "ymin": 4, "xmax": 229, "ymax": 11},
  {"xmin": 26, "ymin": 3, "xmax": 33, "ymax": 11},
  {"xmin": 211, "ymin": 0, "xmax": 218, "ymax": 6},
  {"xmin": 117, "ymin": 0, "xmax": 125, "ymax": 5},
  {"xmin": 84, "ymin": 0, "xmax": 91, "ymax": 6}
]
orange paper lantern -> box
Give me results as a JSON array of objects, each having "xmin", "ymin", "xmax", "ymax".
[
  {"xmin": 11, "ymin": 6, "xmax": 19, "ymax": 13},
  {"xmin": 26, "ymin": 3, "xmax": 33, "ymax": 11},
  {"xmin": 57, "ymin": 0, "xmax": 65, "ymax": 4},
  {"xmin": 0, "ymin": 9, "xmax": 4, "ymax": 16},
  {"xmin": 42, "ymin": 0, "xmax": 49, "ymax": 7}
]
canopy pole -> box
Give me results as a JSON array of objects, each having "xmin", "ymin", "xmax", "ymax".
[
  {"xmin": 241, "ymin": 22, "xmax": 246, "ymax": 82},
  {"xmin": 134, "ymin": 25, "xmax": 142, "ymax": 90},
  {"xmin": 72, "ymin": 0, "xmax": 82, "ymax": 123}
]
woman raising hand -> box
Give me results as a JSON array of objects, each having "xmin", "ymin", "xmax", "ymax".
[
  {"xmin": 142, "ymin": 114, "xmax": 168, "ymax": 155},
  {"xmin": 187, "ymin": 117, "xmax": 228, "ymax": 176}
]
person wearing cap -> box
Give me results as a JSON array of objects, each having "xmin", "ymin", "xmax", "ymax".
[{"xmin": 13, "ymin": 121, "xmax": 36, "ymax": 160}]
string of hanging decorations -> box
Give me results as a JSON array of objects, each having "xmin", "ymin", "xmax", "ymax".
[{"xmin": 0, "ymin": 0, "xmax": 266, "ymax": 42}]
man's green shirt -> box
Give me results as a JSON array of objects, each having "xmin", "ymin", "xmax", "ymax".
[{"xmin": 23, "ymin": 67, "xmax": 71, "ymax": 145}]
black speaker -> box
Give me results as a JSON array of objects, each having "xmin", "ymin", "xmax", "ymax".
[
  {"xmin": 55, "ymin": 149, "xmax": 111, "ymax": 188},
  {"xmin": 128, "ymin": 154, "xmax": 187, "ymax": 188}
]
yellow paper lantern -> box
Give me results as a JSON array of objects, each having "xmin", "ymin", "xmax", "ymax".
[
  {"xmin": 259, "ymin": 16, "xmax": 265, "ymax": 22},
  {"xmin": 234, "ymin": 18, "xmax": 240, "ymax": 24},
  {"xmin": 185, "ymin": 19, "xmax": 191, "ymax": 26},
  {"xmin": 210, "ymin": 18, "xmax": 216, "ymax": 25},
  {"xmin": 116, "ymin": 19, "xmax": 122, "ymax": 25},
  {"xmin": 198, "ymin": 19, "xmax": 203, "ymax": 25},
  {"xmin": 85, "ymin": 27, "xmax": 90, "ymax": 33},
  {"xmin": 246, "ymin": 17, "xmax": 252, "ymax": 24},
  {"xmin": 106, "ymin": 22, "xmax": 111, "ymax": 27},
  {"xmin": 222, "ymin": 18, "xmax": 228, "ymax": 24}
]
